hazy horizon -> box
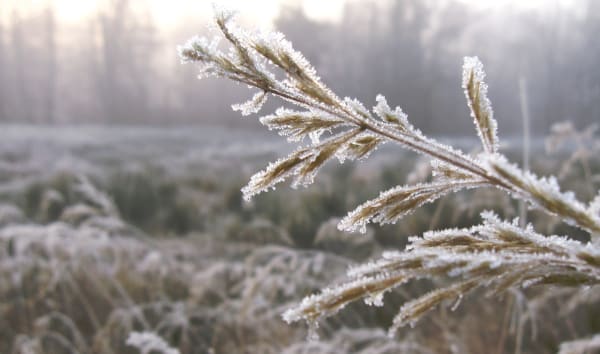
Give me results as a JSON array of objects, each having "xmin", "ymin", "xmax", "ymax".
[{"xmin": 0, "ymin": 0, "xmax": 598, "ymax": 135}]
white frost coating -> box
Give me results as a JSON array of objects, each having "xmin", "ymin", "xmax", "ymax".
[
  {"xmin": 450, "ymin": 294, "xmax": 463, "ymax": 311},
  {"xmin": 485, "ymin": 154, "xmax": 600, "ymax": 233},
  {"xmin": 241, "ymin": 129, "xmax": 365, "ymax": 200},
  {"xmin": 590, "ymin": 192, "xmax": 600, "ymax": 217},
  {"xmin": 254, "ymin": 30, "xmax": 287, "ymax": 53},
  {"xmin": 259, "ymin": 107, "xmax": 344, "ymax": 143},
  {"xmin": 248, "ymin": 133, "xmax": 347, "ymax": 197},
  {"xmin": 347, "ymin": 258, "xmax": 392, "ymax": 279},
  {"xmin": 477, "ymin": 211, "xmax": 595, "ymax": 254},
  {"xmin": 336, "ymin": 132, "xmax": 383, "ymax": 163},
  {"xmin": 338, "ymin": 180, "xmax": 484, "ymax": 233},
  {"xmin": 287, "ymin": 211, "xmax": 600, "ymax": 337},
  {"xmin": 253, "ymin": 28, "xmax": 342, "ymax": 113},
  {"xmin": 462, "ymin": 56, "xmax": 499, "ymax": 153},
  {"xmin": 522, "ymin": 277, "xmax": 544, "ymax": 288},
  {"xmin": 126, "ymin": 332, "xmax": 180, "ymax": 354},
  {"xmin": 388, "ymin": 281, "xmax": 476, "ymax": 336},
  {"xmin": 558, "ymin": 334, "xmax": 600, "ymax": 354},
  {"xmin": 373, "ymin": 94, "xmax": 410, "ymax": 129},
  {"xmin": 232, "ymin": 91, "xmax": 267, "ymax": 116},
  {"xmin": 179, "ymin": 15, "xmax": 600, "ymax": 340},
  {"xmin": 212, "ymin": 3, "xmax": 237, "ymax": 24},
  {"xmin": 254, "ymin": 26, "xmax": 323, "ymax": 86},
  {"xmin": 177, "ymin": 36, "xmax": 203, "ymax": 64},
  {"xmin": 364, "ymin": 291, "xmax": 385, "ymax": 307},
  {"xmin": 337, "ymin": 182, "xmax": 447, "ymax": 233},
  {"xmin": 177, "ymin": 35, "xmax": 221, "ymax": 67},
  {"xmin": 75, "ymin": 175, "xmax": 119, "ymax": 216},
  {"xmin": 344, "ymin": 97, "xmax": 370, "ymax": 117},
  {"xmin": 430, "ymin": 159, "xmax": 476, "ymax": 181},
  {"xmin": 241, "ymin": 149, "xmax": 305, "ymax": 201},
  {"xmin": 282, "ymin": 274, "xmax": 407, "ymax": 325}
]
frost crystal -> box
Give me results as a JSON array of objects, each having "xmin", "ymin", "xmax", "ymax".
[
  {"xmin": 462, "ymin": 56, "xmax": 499, "ymax": 153},
  {"xmin": 373, "ymin": 94, "xmax": 410, "ymax": 131},
  {"xmin": 486, "ymin": 154, "xmax": 600, "ymax": 234},
  {"xmin": 559, "ymin": 334, "xmax": 600, "ymax": 354},
  {"xmin": 288, "ymin": 211, "xmax": 600, "ymax": 336},
  {"xmin": 339, "ymin": 180, "xmax": 484, "ymax": 233},
  {"xmin": 232, "ymin": 91, "xmax": 267, "ymax": 116},
  {"xmin": 259, "ymin": 108, "xmax": 344, "ymax": 143},
  {"xmin": 364, "ymin": 291, "xmax": 385, "ymax": 307},
  {"xmin": 126, "ymin": 332, "xmax": 180, "ymax": 354},
  {"xmin": 344, "ymin": 97, "xmax": 370, "ymax": 118}
]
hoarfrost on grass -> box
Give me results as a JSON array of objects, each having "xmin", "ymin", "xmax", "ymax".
[
  {"xmin": 126, "ymin": 332, "xmax": 180, "ymax": 354},
  {"xmin": 232, "ymin": 91, "xmax": 268, "ymax": 116},
  {"xmin": 558, "ymin": 334, "xmax": 600, "ymax": 354},
  {"xmin": 180, "ymin": 11, "xmax": 600, "ymax": 347},
  {"xmin": 462, "ymin": 56, "xmax": 499, "ymax": 153}
]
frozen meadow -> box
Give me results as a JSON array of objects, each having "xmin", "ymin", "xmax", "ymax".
[{"xmin": 0, "ymin": 122, "xmax": 597, "ymax": 353}]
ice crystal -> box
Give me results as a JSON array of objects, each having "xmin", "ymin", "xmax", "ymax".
[
  {"xmin": 232, "ymin": 91, "xmax": 267, "ymax": 116},
  {"xmin": 344, "ymin": 97, "xmax": 371, "ymax": 118},
  {"xmin": 558, "ymin": 334, "xmax": 600, "ymax": 354},
  {"xmin": 290, "ymin": 211, "xmax": 600, "ymax": 337},
  {"xmin": 462, "ymin": 56, "xmax": 499, "ymax": 153},
  {"xmin": 282, "ymin": 273, "xmax": 407, "ymax": 326},
  {"xmin": 389, "ymin": 278, "xmax": 480, "ymax": 335},
  {"xmin": 364, "ymin": 291, "xmax": 385, "ymax": 307},
  {"xmin": 338, "ymin": 180, "xmax": 485, "ymax": 233},
  {"xmin": 241, "ymin": 128, "xmax": 362, "ymax": 200},
  {"xmin": 373, "ymin": 94, "xmax": 411, "ymax": 131},
  {"xmin": 486, "ymin": 154, "xmax": 600, "ymax": 233},
  {"xmin": 337, "ymin": 132, "xmax": 383, "ymax": 162},
  {"xmin": 126, "ymin": 332, "xmax": 180, "ymax": 354},
  {"xmin": 259, "ymin": 108, "xmax": 344, "ymax": 143}
]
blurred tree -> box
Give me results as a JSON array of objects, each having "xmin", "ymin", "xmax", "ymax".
[
  {"xmin": 0, "ymin": 0, "xmax": 598, "ymax": 130},
  {"xmin": 0, "ymin": 9, "xmax": 5, "ymax": 121},
  {"xmin": 574, "ymin": 0, "xmax": 600, "ymax": 126},
  {"xmin": 43, "ymin": 5, "xmax": 56, "ymax": 123},
  {"xmin": 94, "ymin": 0, "xmax": 160, "ymax": 123},
  {"xmin": 10, "ymin": 11, "xmax": 32, "ymax": 122}
]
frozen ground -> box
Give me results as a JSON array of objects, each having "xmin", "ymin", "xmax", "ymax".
[{"xmin": 0, "ymin": 124, "xmax": 596, "ymax": 353}]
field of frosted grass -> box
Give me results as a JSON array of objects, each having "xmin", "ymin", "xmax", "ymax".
[{"xmin": 0, "ymin": 125, "xmax": 597, "ymax": 353}]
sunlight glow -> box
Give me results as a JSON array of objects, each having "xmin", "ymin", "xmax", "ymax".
[
  {"xmin": 148, "ymin": 0, "xmax": 283, "ymax": 29},
  {"xmin": 1, "ymin": 0, "xmax": 578, "ymax": 28},
  {"xmin": 53, "ymin": 0, "xmax": 98, "ymax": 23},
  {"xmin": 4, "ymin": 0, "xmax": 98, "ymax": 23},
  {"xmin": 302, "ymin": 0, "xmax": 346, "ymax": 22}
]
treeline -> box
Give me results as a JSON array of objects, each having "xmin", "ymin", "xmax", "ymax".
[{"xmin": 0, "ymin": 0, "xmax": 599, "ymax": 135}]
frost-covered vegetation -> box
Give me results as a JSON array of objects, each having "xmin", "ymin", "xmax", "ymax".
[
  {"xmin": 176, "ymin": 9, "xmax": 600, "ymax": 353},
  {"xmin": 0, "ymin": 10, "xmax": 599, "ymax": 354},
  {"xmin": 0, "ymin": 126, "xmax": 598, "ymax": 353}
]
